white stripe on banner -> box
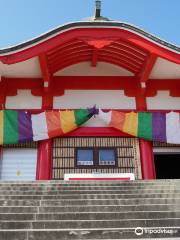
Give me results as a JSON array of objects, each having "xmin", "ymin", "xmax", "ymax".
[
  {"xmin": 166, "ymin": 112, "xmax": 180, "ymax": 144},
  {"xmin": 98, "ymin": 109, "xmax": 112, "ymax": 125},
  {"xmin": 31, "ymin": 112, "xmax": 48, "ymax": 141}
]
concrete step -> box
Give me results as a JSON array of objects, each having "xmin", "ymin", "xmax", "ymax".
[
  {"xmin": 1, "ymin": 204, "xmax": 180, "ymax": 213},
  {"xmin": 0, "ymin": 211, "xmax": 180, "ymax": 221},
  {"xmin": 0, "ymin": 179, "xmax": 180, "ymax": 184},
  {"xmin": 0, "ymin": 180, "xmax": 179, "ymax": 239},
  {"xmin": 0, "ymin": 184, "xmax": 177, "ymax": 190},
  {"xmin": 0, "ymin": 207, "xmax": 38, "ymax": 213},
  {"xmin": 0, "ymin": 193, "xmax": 180, "ymax": 200},
  {"xmin": 0, "ymin": 228, "xmax": 179, "ymax": 240},
  {"xmin": 40, "ymin": 198, "xmax": 180, "ymax": 206},
  {"xmin": 1, "ymin": 189, "xmax": 180, "ymax": 196},
  {"xmin": 0, "ymin": 219, "xmax": 180, "ymax": 229},
  {"xmin": 0, "ymin": 183, "xmax": 179, "ymax": 189},
  {"xmin": 0, "ymin": 185, "xmax": 179, "ymax": 191},
  {"xmin": 38, "ymin": 204, "xmax": 180, "ymax": 213},
  {"xmin": 0, "ymin": 198, "xmax": 180, "ymax": 206}
]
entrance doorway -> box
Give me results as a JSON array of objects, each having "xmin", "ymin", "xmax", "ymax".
[
  {"xmin": 154, "ymin": 153, "xmax": 180, "ymax": 179},
  {"xmin": 0, "ymin": 142, "xmax": 38, "ymax": 181}
]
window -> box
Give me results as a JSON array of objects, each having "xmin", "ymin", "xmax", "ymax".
[
  {"xmin": 99, "ymin": 149, "xmax": 116, "ymax": 166},
  {"xmin": 77, "ymin": 149, "xmax": 94, "ymax": 166},
  {"xmin": 76, "ymin": 148, "xmax": 117, "ymax": 167}
]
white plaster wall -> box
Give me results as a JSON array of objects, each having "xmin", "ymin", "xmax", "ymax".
[
  {"xmin": 53, "ymin": 90, "xmax": 135, "ymax": 109},
  {"xmin": 6, "ymin": 90, "xmax": 42, "ymax": 109},
  {"xmin": 0, "ymin": 57, "xmax": 41, "ymax": 78},
  {"xmin": 54, "ymin": 90, "xmax": 135, "ymax": 127},
  {"xmin": 147, "ymin": 91, "xmax": 180, "ymax": 110},
  {"xmin": 54, "ymin": 62, "xmax": 134, "ymax": 76},
  {"xmin": 83, "ymin": 116, "xmax": 108, "ymax": 127},
  {"xmin": 150, "ymin": 57, "xmax": 180, "ymax": 79}
]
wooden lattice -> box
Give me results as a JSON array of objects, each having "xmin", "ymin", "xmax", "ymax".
[{"xmin": 52, "ymin": 137, "xmax": 142, "ymax": 180}]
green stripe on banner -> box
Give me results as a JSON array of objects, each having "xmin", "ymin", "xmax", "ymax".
[
  {"xmin": 3, "ymin": 110, "xmax": 19, "ymax": 144},
  {"xmin": 138, "ymin": 112, "xmax": 152, "ymax": 140},
  {"xmin": 74, "ymin": 109, "xmax": 89, "ymax": 126}
]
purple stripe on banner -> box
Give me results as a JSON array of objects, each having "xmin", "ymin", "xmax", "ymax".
[
  {"xmin": 18, "ymin": 111, "xmax": 33, "ymax": 143},
  {"xmin": 152, "ymin": 112, "xmax": 166, "ymax": 142}
]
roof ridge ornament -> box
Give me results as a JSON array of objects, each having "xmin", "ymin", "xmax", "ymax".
[{"xmin": 95, "ymin": 0, "xmax": 101, "ymax": 19}]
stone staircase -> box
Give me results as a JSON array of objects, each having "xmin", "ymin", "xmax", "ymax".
[{"xmin": 0, "ymin": 180, "xmax": 180, "ymax": 239}]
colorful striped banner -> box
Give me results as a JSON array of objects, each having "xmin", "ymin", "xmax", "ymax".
[
  {"xmin": 98, "ymin": 110, "xmax": 180, "ymax": 144},
  {"xmin": 0, "ymin": 108, "xmax": 94, "ymax": 145},
  {"xmin": 1, "ymin": 108, "xmax": 180, "ymax": 145}
]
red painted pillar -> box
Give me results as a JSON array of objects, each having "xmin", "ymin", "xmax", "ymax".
[
  {"xmin": 0, "ymin": 91, "xmax": 6, "ymax": 164},
  {"xmin": 36, "ymin": 94, "xmax": 53, "ymax": 180},
  {"xmin": 136, "ymin": 89, "xmax": 156, "ymax": 179},
  {"xmin": 36, "ymin": 139, "xmax": 52, "ymax": 180}
]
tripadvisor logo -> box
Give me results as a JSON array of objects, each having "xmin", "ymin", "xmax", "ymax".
[
  {"xmin": 134, "ymin": 227, "xmax": 178, "ymax": 236},
  {"xmin": 135, "ymin": 227, "xmax": 143, "ymax": 236}
]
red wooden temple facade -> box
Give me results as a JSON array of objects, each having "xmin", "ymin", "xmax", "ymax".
[{"xmin": 0, "ymin": 7, "xmax": 180, "ymax": 181}]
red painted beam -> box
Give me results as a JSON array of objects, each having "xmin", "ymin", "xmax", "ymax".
[
  {"xmin": 146, "ymin": 79, "xmax": 180, "ymax": 96},
  {"xmin": 100, "ymin": 49, "xmax": 144, "ymax": 65},
  {"xmin": 137, "ymin": 53, "xmax": 157, "ymax": 82},
  {"xmin": 2, "ymin": 76, "xmax": 180, "ymax": 97},
  {"xmin": 51, "ymin": 57, "xmax": 138, "ymax": 74},
  {"xmin": 47, "ymin": 39, "xmax": 87, "ymax": 55},
  {"xmin": 48, "ymin": 48, "xmax": 142, "ymax": 74},
  {"xmin": 48, "ymin": 48, "xmax": 92, "ymax": 64},
  {"xmin": 39, "ymin": 53, "xmax": 51, "ymax": 81},
  {"xmin": 3, "ymin": 77, "xmax": 42, "ymax": 89},
  {"xmin": 107, "ymin": 46, "xmax": 146, "ymax": 62},
  {"xmin": 115, "ymin": 38, "xmax": 148, "ymax": 55},
  {"xmin": 48, "ymin": 39, "xmax": 145, "ymax": 68},
  {"xmin": 99, "ymin": 57, "xmax": 139, "ymax": 73},
  {"xmin": 1, "ymin": 28, "xmax": 180, "ymax": 65},
  {"xmin": 91, "ymin": 48, "xmax": 98, "ymax": 67},
  {"xmin": 110, "ymin": 42, "xmax": 147, "ymax": 58},
  {"xmin": 46, "ymin": 39, "xmax": 146, "ymax": 72},
  {"xmin": 39, "ymin": 53, "xmax": 52, "ymax": 93},
  {"xmin": 99, "ymin": 52, "xmax": 142, "ymax": 68},
  {"xmin": 49, "ymin": 52, "xmax": 91, "ymax": 68},
  {"xmin": 48, "ymin": 44, "xmax": 90, "ymax": 59},
  {"xmin": 50, "ymin": 56, "xmax": 91, "ymax": 73},
  {"xmin": 52, "ymin": 76, "xmax": 138, "ymax": 92}
]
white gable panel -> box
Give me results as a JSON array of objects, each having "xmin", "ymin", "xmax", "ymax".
[
  {"xmin": 83, "ymin": 116, "xmax": 108, "ymax": 127},
  {"xmin": 6, "ymin": 90, "xmax": 42, "ymax": 109},
  {"xmin": 54, "ymin": 62, "xmax": 134, "ymax": 76},
  {"xmin": 0, "ymin": 57, "xmax": 41, "ymax": 78},
  {"xmin": 147, "ymin": 91, "xmax": 180, "ymax": 110},
  {"xmin": 150, "ymin": 57, "xmax": 180, "ymax": 79},
  {"xmin": 53, "ymin": 90, "xmax": 135, "ymax": 109}
]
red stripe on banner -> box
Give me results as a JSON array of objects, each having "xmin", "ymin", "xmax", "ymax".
[
  {"xmin": 68, "ymin": 178, "xmax": 131, "ymax": 181},
  {"xmin": 46, "ymin": 111, "xmax": 63, "ymax": 138}
]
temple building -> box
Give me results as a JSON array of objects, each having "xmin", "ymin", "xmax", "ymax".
[{"xmin": 1, "ymin": 1, "xmax": 180, "ymax": 181}]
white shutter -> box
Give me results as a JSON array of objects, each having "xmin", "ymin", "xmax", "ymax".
[{"xmin": 0, "ymin": 148, "xmax": 37, "ymax": 181}]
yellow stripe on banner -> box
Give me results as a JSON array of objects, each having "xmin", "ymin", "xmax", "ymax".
[
  {"xmin": 60, "ymin": 110, "xmax": 77, "ymax": 134},
  {"xmin": 123, "ymin": 112, "xmax": 138, "ymax": 136},
  {"xmin": 0, "ymin": 111, "xmax": 3, "ymax": 145}
]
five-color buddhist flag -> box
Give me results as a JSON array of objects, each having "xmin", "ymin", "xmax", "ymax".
[
  {"xmin": 98, "ymin": 109, "xmax": 180, "ymax": 144},
  {"xmin": 0, "ymin": 108, "xmax": 180, "ymax": 145},
  {"xmin": 0, "ymin": 108, "xmax": 94, "ymax": 145}
]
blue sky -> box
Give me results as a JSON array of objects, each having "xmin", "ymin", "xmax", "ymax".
[{"xmin": 0, "ymin": 0, "xmax": 180, "ymax": 48}]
